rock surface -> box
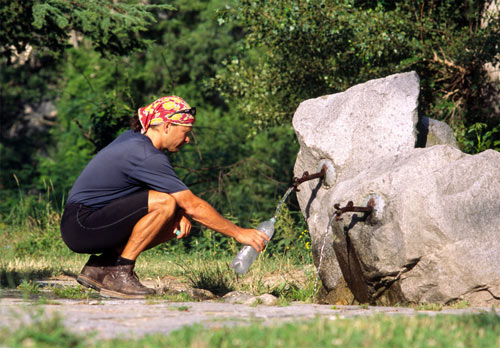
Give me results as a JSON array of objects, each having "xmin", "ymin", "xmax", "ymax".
[
  {"xmin": 293, "ymin": 71, "xmax": 500, "ymax": 306},
  {"xmin": 416, "ymin": 117, "xmax": 458, "ymax": 148},
  {"xmin": 223, "ymin": 291, "xmax": 278, "ymax": 305}
]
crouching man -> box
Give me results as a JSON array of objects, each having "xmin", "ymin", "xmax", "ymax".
[{"xmin": 60, "ymin": 96, "xmax": 268, "ymax": 299}]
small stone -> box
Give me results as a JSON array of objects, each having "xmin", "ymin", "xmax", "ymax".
[
  {"xmin": 222, "ymin": 291, "xmax": 255, "ymax": 304},
  {"xmin": 187, "ymin": 288, "xmax": 216, "ymax": 301},
  {"xmin": 254, "ymin": 294, "xmax": 278, "ymax": 306}
]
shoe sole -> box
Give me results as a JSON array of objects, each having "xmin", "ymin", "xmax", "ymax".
[
  {"xmin": 99, "ymin": 288, "xmax": 152, "ymax": 299},
  {"xmin": 77, "ymin": 275, "xmax": 102, "ymax": 291}
]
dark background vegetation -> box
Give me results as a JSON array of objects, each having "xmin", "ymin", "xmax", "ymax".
[{"xmin": 1, "ymin": 0, "xmax": 499, "ymax": 255}]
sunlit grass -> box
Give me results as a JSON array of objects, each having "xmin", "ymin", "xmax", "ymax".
[
  {"xmin": 1, "ymin": 246, "xmax": 316, "ymax": 302},
  {"xmin": 138, "ymin": 250, "xmax": 316, "ymax": 301},
  {"xmin": 0, "ymin": 308, "xmax": 498, "ymax": 348}
]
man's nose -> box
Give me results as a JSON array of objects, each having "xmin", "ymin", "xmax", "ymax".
[{"xmin": 185, "ymin": 136, "xmax": 190, "ymax": 144}]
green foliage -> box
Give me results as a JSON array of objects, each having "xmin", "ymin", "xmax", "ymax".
[
  {"xmin": 2, "ymin": 305, "xmax": 498, "ymax": 348},
  {"xmin": 35, "ymin": 47, "xmax": 143, "ymax": 197},
  {"xmin": 51, "ymin": 285, "xmax": 99, "ymax": 300},
  {"xmin": 139, "ymin": 0, "xmax": 243, "ymax": 103},
  {"xmin": 0, "ymin": 0, "xmax": 175, "ymax": 60},
  {"xmin": 17, "ymin": 280, "xmax": 42, "ymax": 295},
  {"xmin": 0, "ymin": 182, "xmax": 69, "ymax": 259},
  {"xmin": 0, "ymin": 55, "xmax": 61, "ymax": 192},
  {"xmin": 458, "ymin": 122, "xmax": 500, "ymax": 153},
  {"xmin": 136, "ymin": 313, "xmax": 500, "ymax": 347},
  {"xmin": 272, "ymin": 275, "xmax": 316, "ymax": 303},
  {"xmin": 31, "ymin": 0, "xmax": 267, "ymax": 209},
  {"xmin": 0, "ymin": 267, "xmax": 55, "ymax": 288},
  {"xmin": 2, "ymin": 311, "xmax": 490, "ymax": 348},
  {"xmin": 214, "ymin": 0, "xmax": 500, "ymax": 151},
  {"xmin": 0, "ymin": 309, "xmax": 84, "ymax": 348}
]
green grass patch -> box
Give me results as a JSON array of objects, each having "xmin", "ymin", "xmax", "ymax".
[
  {"xmin": 131, "ymin": 313, "xmax": 500, "ymax": 348},
  {"xmin": 1, "ymin": 250, "xmax": 317, "ymax": 303},
  {"xmin": 179, "ymin": 258, "xmax": 235, "ymax": 296},
  {"xmin": 0, "ymin": 309, "xmax": 84, "ymax": 348},
  {"xmin": 148, "ymin": 292, "xmax": 196, "ymax": 303},
  {"xmin": 0, "ymin": 309, "xmax": 498, "ymax": 348},
  {"xmin": 170, "ymin": 305, "xmax": 190, "ymax": 312},
  {"xmin": 51, "ymin": 285, "xmax": 100, "ymax": 300}
]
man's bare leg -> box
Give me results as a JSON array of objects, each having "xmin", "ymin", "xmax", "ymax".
[
  {"xmin": 99, "ymin": 191, "xmax": 179, "ymax": 298},
  {"xmin": 120, "ymin": 191, "xmax": 177, "ymax": 260}
]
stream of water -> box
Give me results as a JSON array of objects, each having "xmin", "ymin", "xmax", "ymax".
[
  {"xmin": 271, "ymin": 182, "xmax": 332, "ymax": 295},
  {"xmin": 272, "ymin": 186, "xmax": 295, "ymax": 220},
  {"xmin": 314, "ymin": 213, "xmax": 337, "ymax": 294}
]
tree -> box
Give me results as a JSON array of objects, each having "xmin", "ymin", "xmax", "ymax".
[{"xmin": 0, "ymin": 0, "xmax": 174, "ymax": 61}]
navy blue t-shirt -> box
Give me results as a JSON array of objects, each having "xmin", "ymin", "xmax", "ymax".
[{"xmin": 67, "ymin": 130, "xmax": 188, "ymax": 208}]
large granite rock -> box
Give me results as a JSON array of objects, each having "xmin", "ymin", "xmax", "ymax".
[{"xmin": 293, "ymin": 71, "xmax": 500, "ymax": 305}]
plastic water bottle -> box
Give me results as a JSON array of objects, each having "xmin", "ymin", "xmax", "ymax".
[{"xmin": 231, "ymin": 217, "xmax": 276, "ymax": 274}]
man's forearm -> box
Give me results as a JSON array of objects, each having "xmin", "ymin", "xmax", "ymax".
[
  {"xmin": 171, "ymin": 189, "xmax": 268, "ymax": 252},
  {"xmin": 194, "ymin": 203, "xmax": 240, "ymax": 237},
  {"xmin": 172, "ymin": 190, "xmax": 241, "ymax": 237}
]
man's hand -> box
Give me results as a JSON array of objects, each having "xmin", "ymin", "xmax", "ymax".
[
  {"xmin": 171, "ymin": 190, "xmax": 270, "ymax": 250},
  {"xmin": 235, "ymin": 228, "xmax": 270, "ymax": 253},
  {"xmin": 176, "ymin": 214, "xmax": 192, "ymax": 239}
]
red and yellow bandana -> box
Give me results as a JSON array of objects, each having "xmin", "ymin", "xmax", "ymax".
[{"xmin": 138, "ymin": 96, "xmax": 195, "ymax": 133}]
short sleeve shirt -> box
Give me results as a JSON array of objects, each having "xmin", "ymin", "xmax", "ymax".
[{"xmin": 67, "ymin": 130, "xmax": 188, "ymax": 208}]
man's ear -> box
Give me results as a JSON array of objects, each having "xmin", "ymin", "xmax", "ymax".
[{"xmin": 163, "ymin": 122, "xmax": 171, "ymax": 134}]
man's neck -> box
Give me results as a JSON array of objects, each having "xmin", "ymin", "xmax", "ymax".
[{"xmin": 145, "ymin": 130, "xmax": 163, "ymax": 150}]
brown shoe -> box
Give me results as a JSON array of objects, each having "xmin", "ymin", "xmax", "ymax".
[
  {"xmin": 99, "ymin": 264, "xmax": 155, "ymax": 299},
  {"xmin": 77, "ymin": 254, "xmax": 113, "ymax": 291}
]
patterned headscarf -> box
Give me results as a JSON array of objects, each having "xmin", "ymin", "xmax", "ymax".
[{"xmin": 138, "ymin": 96, "xmax": 195, "ymax": 133}]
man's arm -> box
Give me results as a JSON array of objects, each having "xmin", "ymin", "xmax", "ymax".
[{"xmin": 171, "ymin": 189, "xmax": 269, "ymax": 252}]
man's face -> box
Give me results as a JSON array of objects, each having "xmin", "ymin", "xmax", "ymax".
[{"xmin": 164, "ymin": 124, "xmax": 191, "ymax": 152}]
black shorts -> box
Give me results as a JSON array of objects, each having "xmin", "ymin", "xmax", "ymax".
[{"xmin": 60, "ymin": 190, "xmax": 149, "ymax": 254}]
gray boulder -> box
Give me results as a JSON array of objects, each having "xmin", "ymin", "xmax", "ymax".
[
  {"xmin": 293, "ymin": 71, "xmax": 500, "ymax": 306},
  {"xmin": 416, "ymin": 116, "xmax": 458, "ymax": 148}
]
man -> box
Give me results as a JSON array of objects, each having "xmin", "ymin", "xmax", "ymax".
[{"xmin": 60, "ymin": 96, "xmax": 269, "ymax": 299}]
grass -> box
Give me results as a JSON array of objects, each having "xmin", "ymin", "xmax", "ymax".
[
  {"xmin": 394, "ymin": 300, "xmax": 474, "ymax": 312},
  {"xmin": 177, "ymin": 257, "xmax": 235, "ymax": 296},
  {"xmin": 0, "ymin": 308, "xmax": 498, "ymax": 348},
  {"xmin": 0, "ymin": 242, "xmax": 317, "ymax": 302},
  {"xmin": 51, "ymin": 285, "xmax": 100, "ymax": 300},
  {"xmin": 171, "ymin": 305, "xmax": 190, "ymax": 311},
  {"xmin": 129, "ymin": 313, "xmax": 500, "ymax": 348},
  {"xmin": 148, "ymin": 292, "xmax": 196, "ymax": 303},
  {"xmin": 0, "ymin": 309, "xmax": 84, "ymax": 348}
]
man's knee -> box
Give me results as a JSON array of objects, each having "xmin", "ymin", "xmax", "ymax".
[{"xmin": 148, "ymin": 191, "xmax": 177, "ymax": 217}]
